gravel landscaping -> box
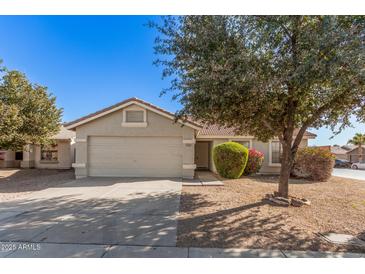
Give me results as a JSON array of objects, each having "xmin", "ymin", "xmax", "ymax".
[
  {"xmin": 0, "ymin": 169, "xmax": 75, "ymax": 202},
  {"xmin": 177, "ymin": 174, "xmax": 365, "ymax": 253}
]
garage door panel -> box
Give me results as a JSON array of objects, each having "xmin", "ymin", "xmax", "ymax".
[{"xmin": 88, "ymin": 136, "xmax": 183, "ymax": 177}]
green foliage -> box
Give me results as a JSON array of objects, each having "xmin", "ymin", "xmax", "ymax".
[
  {"xmin": 153, "ymin": 16, "xmax": 365, "ymax": 141},
  {"xmin": 153, "ymin": 16, "xmax": 365, "ymax": 196},
  {"xmin": 213, "ymin": 142, "xmax": 248, "ymax": 179},
  {"xmin": 292, "ymin": 147, "xmax": 335, "ymax": 181},
  {"xmin": 348, "ymin": 133, "xmax": 365, "ymax": 146},
  {"xmin": 0, "ymin": 68, "xmax": 62, "ymax": 150},
  {"xmin": 243, "ymin": 148, "xmax": 264, "ymax": 175}
]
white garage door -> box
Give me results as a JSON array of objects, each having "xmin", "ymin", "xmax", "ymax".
[{"xmin": 88, "ymin": 136, "xmax": 183, "ymax": 177}]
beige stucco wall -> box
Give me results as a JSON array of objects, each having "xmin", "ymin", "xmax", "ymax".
[
  {"xmin": 201, "ymin": 137, "xmax": 309, "ymax": 175},
  {"xmin": 73, "ymin": 105, "xmax": 196, "ymax": 178},
  {"xmin": 1, "ymin": 140, "xmax": 73, "ymax": 169},
  {"xmin": 347, "ymin": 147, "xmax": 365, "ymax": 162},
  {"xmin": 0, "ymin": 150, "xmax": 15, "ymax": 168},
  {"xmin": 33, "ymin": 140, "xmax": 73, "ymax": 169}
]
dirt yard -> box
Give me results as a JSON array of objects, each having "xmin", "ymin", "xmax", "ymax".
[
  {"xmin": 0, "ymin": 169, "xmax": 75, "ymax": 202},
  {"xmin": 177, "ymin": 174, "xmax": 365, "ymax": 252}
]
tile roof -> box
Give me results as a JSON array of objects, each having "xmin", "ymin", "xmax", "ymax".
[
  {"xmin": 52, "ymin": 126, "xmax": 75, "ymax": 140},
  {"xmin": 197, "ymin": 123, "xmax": 317, "ymax": 138},
  {"xmin": 331, "ymin": 146, "xmax": 348, "ymax": 155},
  {"xmin": 341, "ymin": 144, "xmax": 357, "ymax": 151},
  {"xmin": 344, "ymin": 145, "xmax": 365, "ymax": 153},
  {"xmin": 197, "ymin": 124, "xmax": 238, "ymax": 136}
]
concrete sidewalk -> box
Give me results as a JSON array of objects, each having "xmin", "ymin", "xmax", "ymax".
[
  {"xmin": 1, "ymin": 241, "xmax": 364, "ymax": 258},
  {"xmin": 332, "ymin": 168, "xmax": 365, "ymax": 181}
]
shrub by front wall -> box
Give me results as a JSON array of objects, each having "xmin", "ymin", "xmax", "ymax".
[
  {"xmin": 292, "ymin": 147, "xmax": 335, "ymax": 181},
  {"xmin": 213, "ymin": 142, "xmax": 249, "ymax": 179},
  {"xmin": 243, "ymin": 148, "xmax": 264, "ymax": 175}
]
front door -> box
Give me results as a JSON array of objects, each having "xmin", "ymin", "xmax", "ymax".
[{"xmin": 195, "ymin": 142, "xmax": 209, "ymax": 169}]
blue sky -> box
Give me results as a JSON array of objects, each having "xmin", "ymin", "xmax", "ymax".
[{"xmin": 0, "ymin": 16, "xmax": 363, "ymax": 146}]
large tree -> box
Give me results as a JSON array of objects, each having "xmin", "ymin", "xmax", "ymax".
[
  {"xmin": 0, "ymin": 67, "xmax": 62, "ymax": 151},
  {"xmin": 153, "ymin": 16, "xmax": 365, "ymax": 198}
]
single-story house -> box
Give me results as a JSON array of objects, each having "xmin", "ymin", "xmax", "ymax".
[
  {"xmin": 64, "ymin": 98, "xmax": 316, "ymax": 179},
  {"xmin": 341, "ymin": 144, "xmax": 356, "ymax": 151},
  {"xmin": 0, "ymin": 126, "xmax": 75, "ymax": 169},
  {"xmin": 345, "ymin": 145, "xmax": 365, "ymax": 163},
  {"xmin": 330, "ymin": 145, "xmax": 349, "ymax": 160}
]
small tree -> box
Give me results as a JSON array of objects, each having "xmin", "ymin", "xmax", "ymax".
[
  {"xmin": 153, "ymin": 16, "xmax": 365, "ymax": 198},
  {"xmin": 0, "ymin": 67, "xmax": 62, "ymax": 151},
  {"xmin": 348, "ymin": 133, "xmax": 365, "ymax": 162}
]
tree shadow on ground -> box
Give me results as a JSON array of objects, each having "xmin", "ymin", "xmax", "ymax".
[
  {"xmin": 177, "ymin": 192, "xmax": 365, "ymax": 253},
  {"xmin": 235, "ymin": 174, "xmax": 323, "ymax": 185},
  {"xmin": 0, "ymin": 190, "xmax": 182, "ymax": 247},
  {"xmin": 0, "ymin": 169, "xmax": 75, "ymax": 193}
]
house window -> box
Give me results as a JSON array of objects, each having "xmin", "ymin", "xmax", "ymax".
[
  {"xmin": 271, "ymin": 141, "xmax": 282, "ymax": 164},
  {"xmin": 233, "ymin": 140, "xmax": 251, "ymax": 148},
  {"xmin": 41, "ymin": 144, "xmax": 58, "ymax": 161},
  {"xmin": 125, "ymin": 110, "xmax": 144, "ymax": 123},
  {"xmin": 15, "ymin": 151, "xmax": 23, "ymax": 161}
]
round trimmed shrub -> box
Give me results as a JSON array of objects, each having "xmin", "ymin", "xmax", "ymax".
[
  {"xmin": 292, "ymin": 147, "xmax": 335, "ymax": 181},
  {"xmin": 213, "ymin": 142, "xmax": 249, "ymax": 179},
  {"xmin": 243, "ymin": 148, "xmax": 264, "ymax": 175}
]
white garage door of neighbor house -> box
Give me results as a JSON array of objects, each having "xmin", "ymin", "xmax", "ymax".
[{"xmin": 88, "ymin": 136, "xmax": 183, "ymax": 177}]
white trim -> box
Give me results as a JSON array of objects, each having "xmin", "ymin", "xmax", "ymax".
[
  {"xmin": 75, "ymin": 138, "xmax": 87, "ymax": 143},
  {"xmin": 132, "ymin": 101, "xmax": 201, "ymax": 130},
  {"xmin": 72, "ymin": 163, "xmax": 86, "ymax": 168},
  {"xmin": 121, "ymin": 122, "xmax": 148, "ymax": 128},
  {"xmin": 123, "ymin": 106, "xmax": 146, "ymax": 122},
  {"xmin": 183, "ymin": 164, "xmax": 197, "ymax": 169},
  {"xmin": 122, "ymin": 106, "xmax": 147, "ymax": 127},
  {"xmin": 197, "ymin": 135, "xmax": 254, "ymax": 139},
  {"xmin": 229, "ymin": 139, "xmax": 252, "ymax": 149},
  {"xmin": 196, "ymin": 135, "xmax": 313, "ymax": 140},
  {"xmin": 269, "ymin": 140, "xmax": 282, "ymax": 167},
  {"xmin": 65, "ymin": 100, "xmax": 201, "ymax": 130},
  {"xmin": 183, "ymin": 139, "xmax": 196, "ymax": 144}
]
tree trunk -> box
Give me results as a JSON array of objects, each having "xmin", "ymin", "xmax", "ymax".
[{"xmin": 278, "ymin": 142, "xmax": 294, "ymax": 198}]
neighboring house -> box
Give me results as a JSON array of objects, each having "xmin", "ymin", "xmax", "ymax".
[
  {"xmin": 346, "ymin": 145, "xmax": 365, "ymax": 163},
  {"xmin": 65, "ymin": 97, "xmax": 316, "ymax": 179},
  {"xmin": 0, "ymin": 126, "xmax": 75, "ymax": 169},
  {"xmin": 341, "ymin": 144, "xmax": 356, "ymax": 151},
  {"xmin": 330, "ymin": 145, "xmax": 349, "ymax": 160}
]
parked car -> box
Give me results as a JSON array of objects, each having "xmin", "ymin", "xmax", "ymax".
[
  {"xmin": 351, "ymin": 162, "xmax": 365, "ymax": 170},
  {"xmin": 334, "ymin": 159, "xmax": 352, "ymax": 168}
]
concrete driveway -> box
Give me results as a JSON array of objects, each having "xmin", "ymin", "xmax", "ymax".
[
  {"xmin": 0, "ymin": 177, "xmax": 182, "ymax": 256},
  {"xmin": 333, "ymin": 168, "xmax": 365, "ymax": 181}
]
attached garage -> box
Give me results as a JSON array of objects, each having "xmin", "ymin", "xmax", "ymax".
[
  {"xmin": 88, "ymin": 136, "xmax": 183, "ymax": 177},
  {"xmin": 65, "ymin": 98, "xmax": 200, "ymax": 179}
]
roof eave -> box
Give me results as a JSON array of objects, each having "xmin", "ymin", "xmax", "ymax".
[{"xmin": 64, "ymin": 98, "xmax": 202, "ymax": 131}]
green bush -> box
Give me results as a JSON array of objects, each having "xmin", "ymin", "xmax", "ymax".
[
  {"xmin": 292, "ymin": 147, "xmax": 335, "ymax": 181},
  {"xmin": 213, "ymin": 142, "xmax": 249, "ymax": 179}
]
